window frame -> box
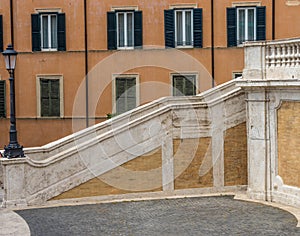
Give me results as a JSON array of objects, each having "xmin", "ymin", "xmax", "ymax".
[
  {"xmin": 112, "ymin": 74, "xmax": 140, "ymax": 114},
  {"xmin": 174, "ymin": 9, "xmax": 194, "ymax": 48},
  {"xmin": 236, "ymin": 7, "xmax": 257, "ymax": 45},
  {"xmin": 232, "ymin": 72, "xmax": 243, "ymax": 79},
  {"xmin": 116, "ymin": 11, "xmax": 135, "ymax": 50},
  {"xmin": 171, "ymin": 73, "xmax": 198, "ymax": 96},
  {"xmin": 40, "ymin": 13, "xmax": 58, "ymax": 51},
  {"xmin": 36, "ymin": 75, "xmax": 64, "ymax": 118}
]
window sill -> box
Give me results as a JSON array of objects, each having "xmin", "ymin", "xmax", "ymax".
[
  {"xmin": 175, "ymin": 45, "xmax": 194, "ymax": 49},
  {"xmin": 41, "ymin": 49, "xmax": 58, "ymax": 52},
  {"xmin": 117, "ymin": 47, "xmax": 135, "ymax": 50}
]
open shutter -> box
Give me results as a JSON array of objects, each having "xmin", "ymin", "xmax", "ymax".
[
  {"xmin": 0, "ymin": 80, "xmax": 5, "ymax": 117},
  {"xmin": 134, "ymin": 11, "xmax": 143, "ymax": 48},
  {"xmin": 31, "ymin": 14, "xmax": 41, "ymax": 51},
  {"xmin": 107, "ymin": 12, "xmax": 117, "ymax": 50},
  {"xmin": 57, "ymin": 13, "xmax": 66, "ymax": 51},
  {"xmin": 227, "ymin": 8, "xmax": 237, "ymax": 47},
  {"xmin": 0, "ymin": 15, "xmax": 3, "ymax": 52},
  {"xmin": 256, "ymin": 6, "xmax": 266, "ymax": 41},
  {"xmin": 193, "ymin": 8, "xmax": 203, "ymax": 48},
  {"xmin": 164, "ymin": 9, "xmax": 175, "ymax": 48}
]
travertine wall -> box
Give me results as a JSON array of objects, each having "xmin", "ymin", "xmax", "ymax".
[{"xmin": 277, "ymin": 101, "xmax": 300, "ymax": 188}]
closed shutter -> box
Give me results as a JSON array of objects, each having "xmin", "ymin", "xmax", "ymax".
[
  {"xmin": 0, "ymin": 80, "xmax": 5, "ymax": 117},
  {"xmin": 126, "ymin": 78, "xmax": 136, "ymax": 111},
  {"xmin": 40, "ymin": 79, "xmax": 50, "ymax": 116},
  {"xmin": 164, "ymin": 9, "xmax": 175, "ymax": 48},
  {"xmin": 0, "ymin": 15, "xmax": 3, "ymax": 52},
  {"xmin": 116, "ymin": 78, "xmax": 136, "ymax": 114},
  {"xmin": 173, "ymin": 76, "xmax": 185, "ymax": 96},
  {"xmin": 134, "ymin": 11, "xmax": 143, "ymax": 48},
  {"xmin": 57, "ymin": 13, "xmax": 66, "ymax": 51},
  {"xmin": 31, "ymin": 14, "xmax": 41, "ymax": 51},
  {"xmin": 193, "ymin": 8, "xmax": 203, "ymax": 48},
  {"xmin": 50, "ymin": 80, "xmax": 60, "ymax": 116},
  {"xmin": 107, "ymin": 12, "xmax": 117, "ymax": 50},
  {"xmin": 40, "ymin": 79, "xmax": 60, "ymax": 117},
  {"xmin": 256, "ymin": 6, "xmax": 266, "ymax": 41},
  {"xmin": 227, "ymin": 8, "xmax": 237, "ymax": 47},
  {"xmin": 185, "ymin": 75, "xmax": 196, "ymax": 95}
]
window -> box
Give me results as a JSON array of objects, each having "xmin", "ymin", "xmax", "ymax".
[
  {"xmin": 0, "ymin": 80, "xmax": 6, "ymax": 118},
  {"xmin": 227, "ymin": 6, "xmax": 266, "ymax": 47},
  {"xmin": 237, "ymin": 8, "xmax": 256, "ymax": 45},
  {"xmin": 41, "ymin": 14, "xmax": 57, "ymax": 50},
  {"xmin": 37, "ymin": 76, "xmax": 63, "ymax": 117},
  {"xmin": 172, "ymin": 74, "xmax": 197, "ymax": 96},
  {"xmin": 107, "ymin": 11, "xmax": 142, "ymax": 50},
  {"xmin": 233, "ymin": 72, "xmax": 243, "ymax": 79},
  {"xmin": 31, "ymin": 12, "xmax": 66, "ymax": 51},
  {"xmin": 175, "ymin": 9, "xmax": 193, "ymax": 47},
  {"xmin": 0, "ymin": 15, "xmax": 3, "ymax": 52},
  {"xmin": 164, "ymin": 8, "xmax": 202, "ymax": 48},
  {"xmin": 113, "ymin": 75, "xmax": 138, "ymax": 114}
]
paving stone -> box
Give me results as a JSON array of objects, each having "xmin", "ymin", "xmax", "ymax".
[{"xmin": 15, "ymin": 196, "xmax": 300, "ymax": 236}]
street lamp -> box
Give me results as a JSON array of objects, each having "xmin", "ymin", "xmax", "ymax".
[{"xmin": 2, "ymin": 44, "xmax": 24, "ymax": 158}]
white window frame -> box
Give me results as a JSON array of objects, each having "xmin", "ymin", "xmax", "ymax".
[
  {"xmin": 170, "ymin": 73, "xmax": 198, "ymax": 96},
  {"xmin": 112, "ymin": 74, "xmax": 140, "ymax": 114},
  {"xmin": 236, "ymin": 7, "xmax": 257, "ymax": 45},
  {"xmin": 174, "ymin": 9, "xmax": 194, "ymax": 48},
  {"xmin": 36, "ymin": 75, "xmax": 64, "ymax": 118},
  {"xmin": 116, "ymin": 12, "xmax": 135, "ymax": 50},
  {"xmin": 232, "ymin": 72, "xmax": 243, "ymax": 79},
  {"xmin": 40, "ymin": 13, "xmax": 58, "ymax": 51}
]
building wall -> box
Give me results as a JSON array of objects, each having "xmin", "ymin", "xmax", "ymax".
[{"xmin": 0, "ymin": 0, "xmax": 299, "ymax": 148}]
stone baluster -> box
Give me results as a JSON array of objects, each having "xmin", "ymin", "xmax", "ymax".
[
  {"xmin": 269, "ymin": 45, "xmax": 276, "ymax": 67},
  {"xmin": 296, "ymin": 44, "xmax": 300, "ymax": 66},
  {"xmin": 286, "ymin": 44, "xmax": 291, "ymax": 67},
  {"xmin": 291, "ymin": 44, "xmax": 296, "ymax": 67},
  {"xmin": 265, "ymin": 46, "xmax": 271, "ymax": 67},
  {"xmin": 275, "ymin": 46, "xmax": 281, "ymax": 67},
  {"xmin": 281, "ymin": 44, "xmax": 286, "ymax": 67}
]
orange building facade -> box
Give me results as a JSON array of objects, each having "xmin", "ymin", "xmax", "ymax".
[{"xmin": 0, "ymin": 0, "xmax": 299, "ymax": 148}]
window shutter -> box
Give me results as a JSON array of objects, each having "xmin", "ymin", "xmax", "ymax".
[
  {"xmin": 126, "ymin": 78, "xmax": 136, "ymax": 111},
  {"xmin": 256, "ymin": 6, "xmax": 266, "ymax": 41},
  {"xmin": 31, "ymin": 14, "xmax": 41, "ymax": 51},
  {"xmin": 107, "ymin": 12, "xmax": 117, "ymax": 50},
  {"xmin": 57, "ymin": 13, "xmax": 66, "ymax": 51},
  {"xmin": 40, "ymin": 79, "xmax": 50, "ymax": 116},
  {"xmin": 0, "ymin": 80, "xmax": 5, "ymax": 117},
  {"xmin": 173, "ymin": 76, "xmax": 184, "ymax": 96},
  {"xmin": 227, "ymin": 8, "xmax": 237, "ymax": 47},
  {"xmin": 185, "ymin": 76, "xmax": 196, "ymax": 96},
  {"xmin": 50, "ymin": 80, "xmax": 60, "ymax": 116},
  {"xmin": 134, "ymin": 11, "xmax": 143, "ymax": 48},
  {"xmin": 0, "ymin": 15, "xmax": 3, "ymax": 52},
  {"xmin": 193, "ymin": 8, "xmax": 203, "ymax": 48},
  {"xmin": 164, "ymin": 9, "xmax": 175, "ymax": 48}
]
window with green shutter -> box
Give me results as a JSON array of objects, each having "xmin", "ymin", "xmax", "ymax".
[
  {"xmin": 0, "ymin": 80, "xmax": 6, "ymax": 118},
  {"xmin": 227, "ymin": 6, "xmax": 266, "ymax": 47},
  {"xmin": 32, "ymin": 12, "xmax": 66, "ymax": 51},
  {"xmin": 172, "ymin": 74, "xmax": 197, "ymax": 96},
  {"xmin": 164, "ymin": 8, "xmax": 202, "ymax": 48},
  {"xmin": 40, "ymin": 79, "xmax": 60, "ymax": 117},
  {"xmin": 107, "ymin": 11, "xmax": 143, "ymax": 50},
  {"xmin": 115, "ymin": 77, "xmax": 136, "ymax": 114}
]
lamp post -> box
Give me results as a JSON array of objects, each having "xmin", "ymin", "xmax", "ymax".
[{"xmin": 3, "ymin": 44, "xmax": 24, "ymax": 158}]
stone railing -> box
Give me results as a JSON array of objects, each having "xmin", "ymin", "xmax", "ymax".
[
  {"xmin": 0, "ymin": 80, "xmax": 246, "ymax": 207},
  {"xmin": 266, "ymin": 39, "xmax": 300, "ymax": 68},
  {"xmin": 243, "ymin": 38, "xmax": 300, "ymax": 80}
]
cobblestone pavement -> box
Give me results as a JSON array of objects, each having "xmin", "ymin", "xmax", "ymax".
[{"xmin": 15, "ymin": 196, "xmax": 300, "ymax": 236}]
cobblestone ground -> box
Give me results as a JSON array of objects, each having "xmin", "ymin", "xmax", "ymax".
[{"xmin": 15, "ymin": 196, "xmax": 300, "ymax": 236}]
